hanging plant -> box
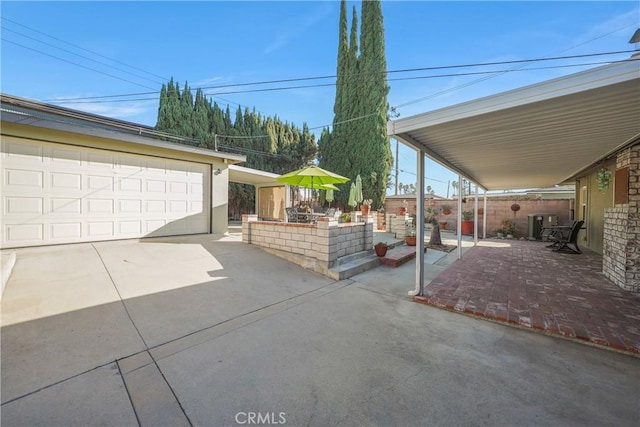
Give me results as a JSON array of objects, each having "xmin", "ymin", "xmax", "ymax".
[{"xmin": 596, "ymin": 168, "xmax": 612, "ymax": 193}]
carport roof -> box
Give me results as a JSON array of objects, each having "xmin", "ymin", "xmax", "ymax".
[
  {"xmin": 229, "ymin": 164, "xmax": 283, "ymax": 186},
  {"xmin": 388, "ymin": 59, "xmax": 640, "ymax": 191}
]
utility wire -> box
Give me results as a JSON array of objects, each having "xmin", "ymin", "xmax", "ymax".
[
  {"xmin": 44, "ymin": 57, "xmax": 628, "ymax": 106},
  {"xmin": 2, "ymin": 38, "xmax": 158, "ymax": 91},
  {"xmin": 39, "ymin": 49, "xmax": 635, "ymax": 102},
  {"xmin": 1, "ymin": 16, "xmax": 169, "ymax": 81},
  {"xmin": 3, "ymin": 27, "xmax": 165, "ymax": 86}
]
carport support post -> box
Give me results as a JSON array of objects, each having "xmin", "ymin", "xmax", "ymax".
[
  {"xmin": 410, "ymin": 150, "xmax": 426, "ymax": 296},
  {"xmin": 483, "ymin": 190, "xmax": 487, "ymax": 239},
  {"xmin": 457, "ymin": 175, "xmax": 463, "ymax": 260},
  {"xmin": 474, "ymin": 184, "xmax": 479, "ymax": 245}
]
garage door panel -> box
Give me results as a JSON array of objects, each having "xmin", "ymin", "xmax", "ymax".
[
  {"xmin": 5, "ymin": 140, "xmax": 44, "ymax": 161},
  {"xmin": 6, "ymin": 224, "xmax": 44, "ymax": 242},
  {"xmin": 119, "ymin": 200, "xmax": 142, "ymax": 214},
  {"xmin": 87, "ymin": 175, "xmax": 114, "ymax": 191},
  {"xmin": 118, "ymin": 177, "xmax": 143, "ymax": 193},
  {"xmin": 6, "ymin": 197, "xmax": 43, "ymax": 215},
  {"xmin": 51, "ymin": 172, "xmax": 82, "ymax": 190},
  {"xmin": 6, "ymin": 169, "xmax": 44, "ymax": 188},
  {"xmin": 1, "ymin": 138, "xmax": 210, "ymax": 248},
  {"xmin": 51, "ymin": 198, "xmax": 81, "ymax": 214},
  {"xmin": 51, "ymin": 147, "xmax": 82, "ymax": 165},
  {"xmin": 50, "ymin": 223, "xmax": 82, "ymax": 240}
]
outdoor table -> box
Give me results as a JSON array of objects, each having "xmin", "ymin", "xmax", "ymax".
[{"xmin": 297, "ymin": 212, "xmax": 326, "ymax": 224}]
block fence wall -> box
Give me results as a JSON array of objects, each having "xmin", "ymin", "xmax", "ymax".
[
  {"xmin": 603, "ymin": 146, "xmax": 640, "ymax": 292},
  {"xmin": 384, "ymin": 197, "xmax": 573, "ymax": 237},
  {"xmin": 242, "ymin": 214, "xmax": 374, "ymax": 273}
]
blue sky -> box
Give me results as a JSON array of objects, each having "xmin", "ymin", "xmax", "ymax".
[{"xmin": 2, "ymin": 1, "xmax": 638, "ymax": 197}]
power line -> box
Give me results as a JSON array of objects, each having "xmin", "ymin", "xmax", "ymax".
[
  {"xmin": 40, "ymin": 49, "xmax": 635, "ymax": 102},
  {"xmin": 2, "ymin": 38, "xmax": 158, "ymax": 91},
  {"xmin": 1, "ymin": 16, "xmax": 169, "ymax": 82},
  {"xmin": 3, "ymin": 27, "xmax": 165, "ymax": 86},
  {"xmin": 44, "ymin": 57, "xmax": 629, "ymax": 108}
]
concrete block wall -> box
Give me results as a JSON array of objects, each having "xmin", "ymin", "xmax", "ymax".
[
  {"xmin": 385, "ymin": 198, "xmax": 573, "ymax": 237},
  {"xmin": 242, "ymin": 215, "xmax": 374, "ymax": 273},
  {"xmin": 386, "ymin": 213, "xmax": 410, "ymax": 239}
]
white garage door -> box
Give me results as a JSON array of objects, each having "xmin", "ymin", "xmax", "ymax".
[{"xmin": 1, "ymin": 137, "xmax": 210, "ymax": 248}]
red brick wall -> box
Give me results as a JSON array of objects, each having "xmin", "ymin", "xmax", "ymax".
[{"xmin": 383, "ymin": 197, "xmax": 573, "ymax": 237}]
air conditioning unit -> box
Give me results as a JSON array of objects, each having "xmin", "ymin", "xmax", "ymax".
[{"xmin": 528, "ymin": 214, "xmax": 558, "ymax": 240}]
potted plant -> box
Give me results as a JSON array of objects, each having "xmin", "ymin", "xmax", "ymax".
[
  {"xmin": 340, "ymin": 212, "xmax": 351, "ymax": 223},
  {"xmin": 500, "ymin": 219, "xmax": 517, "ymax": 238},
  {"xmin": 374, "ymin": 241, "xmax": 388, "ymax": 257},
  {"xmin": 441, "ymin": 204, "xmax": 452, "ymax": 215},
  {"xmin": 461, "ymin": 210, "xmax": 474, "ymax": 235},
  {"xmin": 399, "ymin": 199, "xmax": 408, "ymax": 216},
  {"xmin": 361, "ymin": 199, "xmax": 372, "ymax": 216},
  {"xmin": 405, "ymin": 215, "xmax": 417, "ymax": 246},
  {"xmin": 596, "ymin": 167, "xmax": 612, "ymax": 193}
]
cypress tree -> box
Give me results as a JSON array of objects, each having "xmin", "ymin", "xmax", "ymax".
[
  {"xmin": 321, "ymin": 0, "xmax": 390, "ymax": 209},
  {"xmin": 355, "ymin": 0, "xmax": 391, "ymax": 209}
]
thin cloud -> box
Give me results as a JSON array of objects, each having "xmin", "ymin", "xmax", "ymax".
[
  {"xmin": 51, "ymin": 97, "xmax": 154, "ymax": 120},
  {"xmin": 263, "ymin": 4, "xmax": 333, "ymax": 55}
]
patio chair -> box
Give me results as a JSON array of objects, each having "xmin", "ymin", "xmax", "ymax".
[
  {"xmin": 548, "ymin": 220, "xmax": 584, "ymax": 254},
  {"xmin": 286, "ymin": 207, "xmax": 299, "ymax": 223}
]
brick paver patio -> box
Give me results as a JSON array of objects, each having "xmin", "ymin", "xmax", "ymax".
[{"xmin": 414, "ymin": 239, "xmax": 640, "ymax": 356}]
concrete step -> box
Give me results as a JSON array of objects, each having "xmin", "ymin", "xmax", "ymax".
[
  {"xmin": 328, "ymin": 252, "xmax": 380, "ymax": 280},
  {"xmin": 335, "ymin": 249, "xmax": 374, "ymax": 266},
  {"xmin": 380, "ymin": 244, "xmax": 427, "ymax": 268}
]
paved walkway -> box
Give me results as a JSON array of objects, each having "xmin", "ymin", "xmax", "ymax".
[{"xmin": 414, "ymin": 239, "xmax": 640, "ymax": 356}]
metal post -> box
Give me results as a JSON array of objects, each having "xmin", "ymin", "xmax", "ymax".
[
  {"xmin": 474, "ymin": 184, "xmax": 479, "ymax": 245},
  {"xmin": 483, "ymin": 190, "xmax": 487, "ymax": 239},
  {"xmin": 409, "ymin": 150, "xmax": 425, "ymax": 297},
  {"xmin": 457, "ymin": 174, "xmax": 463, "ymax": 260}
]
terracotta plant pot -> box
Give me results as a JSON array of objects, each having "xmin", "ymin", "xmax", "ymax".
[
  {"xmin": 374, "ymin": 244, "xmax": 388, "ymax": 257},
  {"xmin": 399, "ymin": 207, "xmax": 407, "ymax": 216},
  {"xmin": 439, "ymin": 221, "xmax": 447, "ymax": 230},
  {"xmin": 405, "ymin": 235, "xmax": 417, "ymax": 246},
  {"xmin": 361, "ymin": 205, "xmax": 370, "ymax": 216},
  {"xmin": 461, "ymin": 220, "xmax": 474, "ymax": 235}
]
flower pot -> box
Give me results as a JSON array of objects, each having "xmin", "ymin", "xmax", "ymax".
[
  {"xmin": 405, "ymin": 235, "xmax": 417, "ymax": 246},
  {"xmin": 443, "ymin": 209, "xmax": 451, "ymax": 215},
  {"xmin": 361, "ymin": 205, "xmax": 370, "ymax": 216},
  {"xmin": 398, "ymin": 207, "xmax": 407, "ymax": 216},
  {"xmin": 461, "ymin": 220, "xmax": 474, "ymax": 235},
  {"xmin": 374, "ymin": 245, "xmax": 388, "ymax": 257},
  {"xmin": 439, "ymin": 221, "xmax": 447, "ymax": 230}
]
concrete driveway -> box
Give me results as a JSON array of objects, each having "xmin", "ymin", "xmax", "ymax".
[{"xmin": 1, "ymin": 234, "xmax": 639, "ymax": 426}]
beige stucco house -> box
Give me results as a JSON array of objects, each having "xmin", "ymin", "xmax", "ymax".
[{"xmin": 0, "ymin": 94, "xmax": 248, "ymax": 249}]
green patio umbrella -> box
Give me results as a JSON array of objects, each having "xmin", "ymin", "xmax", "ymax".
[
  {"xmin": 277, "ymin": 165, "xmax": 350, "ymax": 188},
  {"xmin": 326, "ymin": 188, "xmax": 335, "ymax": 204},
  {"xmin": 348, "ymin": 183, "xmax": 357, "ymax": 209},
  {"xmin": 354, "ymin": 174, "xmax": 363, "ymax": 207},
  {"xmin": 278, "ymin": 165, "xmax": 348, "ymax": 212}
]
